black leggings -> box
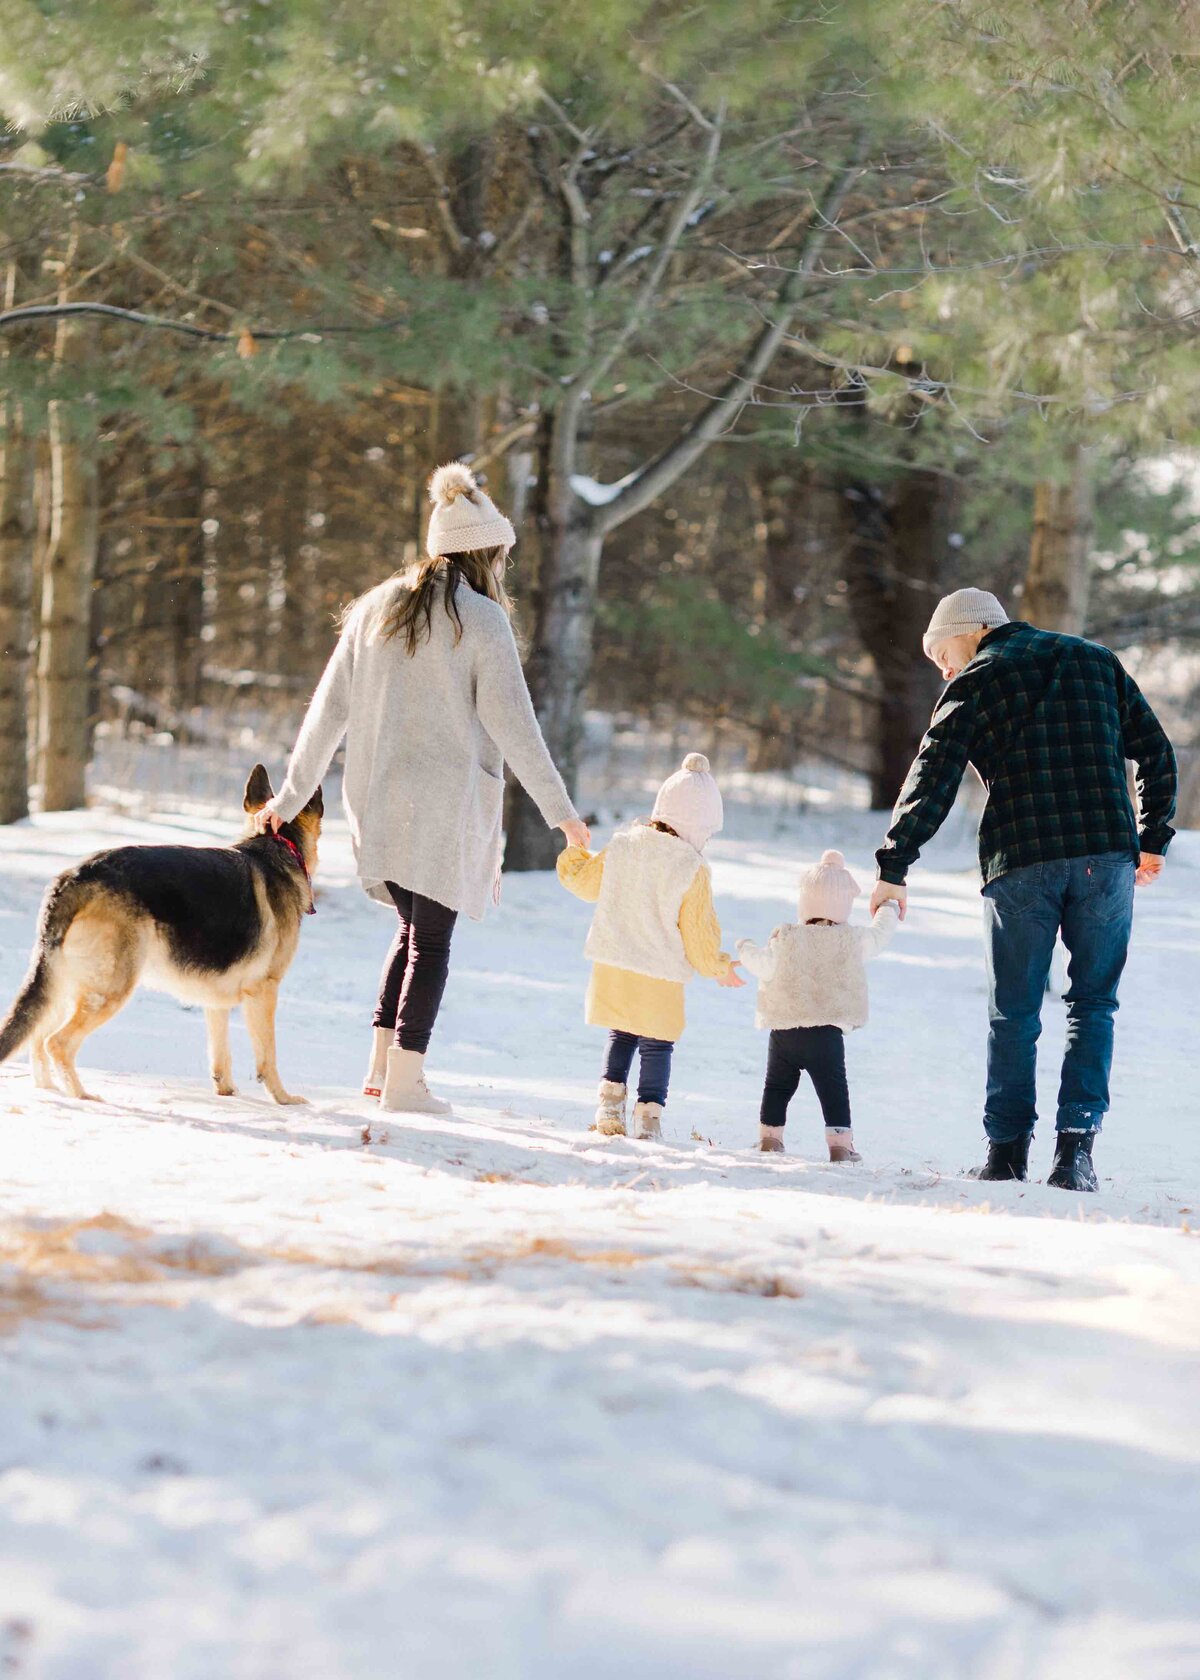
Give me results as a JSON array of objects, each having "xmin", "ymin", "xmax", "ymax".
[
  {"xmin": 760, "ymin": 1025, "xmax": 851, "ymax": 1130},
  {"xmin": 373, "ymin": 884, "xmax": 458, "ymax": 1054}
]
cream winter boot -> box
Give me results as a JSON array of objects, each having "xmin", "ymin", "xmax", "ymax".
[
  {"xmin": 593, "ymin": 1080, "xmax": 628, "ymax": 1135},
  {"xmin": 633, "ymin": 1100, "xmax": 663, "ymax": 1140},
  {"xmin": 362, "ymin": 1026, "xmax": 390, "ymax": 1099},
  {"xmin": 380, "ymin": 1046, "xmax": 453, "ymax": 1115},
  {"xmin": 826, "ymin": 1127, "xmax": 861, "ymax": 1163},
  {"xmin": 758, "ymin": 1125, "xmax": 785, "ymax": 1153}
]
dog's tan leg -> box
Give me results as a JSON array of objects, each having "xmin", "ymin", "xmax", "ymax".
[
  {"xmin": 30, "ymin": 1033, "xmax": 57, "ymax": 1090},
  {"xmin": 242, "ymin": 983, "xmax": 307, "ymax": 1106},
  {"xmin": 45, "ymin": 985, "xmax": 133, "ymax": 1101},
  {"xmin": 205, "ymin": 1008, "xmax": 236, "ymax": 1096}
]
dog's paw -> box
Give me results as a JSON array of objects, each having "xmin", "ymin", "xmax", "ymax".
[
  {"xmin": 213, "ymin": 1083, "xmax": 237, "ymax": 1098},
  {"xmin": 272, "ymin": 1091, "xmax": 309, "ymax": 1107}
]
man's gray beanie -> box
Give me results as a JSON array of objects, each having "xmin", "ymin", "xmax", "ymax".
[{"xmin": 923, "ymin": 588, "xmax": 1009, "ymax": 653}]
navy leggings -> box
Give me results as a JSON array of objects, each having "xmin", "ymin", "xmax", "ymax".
[
  {"xmin": 603, "ymin": 1030, "xmax": 674, "ymax": 1107},
  {"xmin": 760, "ymin": 1025, "xmax": 851, "ymax": 1130},
  {"xmin": 373, "ymin": 884, "xmax": 458, "ymax": 1053}
]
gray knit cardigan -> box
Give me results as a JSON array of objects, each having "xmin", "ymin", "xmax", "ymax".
[{"xmin": 272, "ymin": 576, "xmax": 578, "ymax": 919}]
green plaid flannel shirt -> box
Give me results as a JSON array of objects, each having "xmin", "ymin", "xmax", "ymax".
[{"xmin": 876, "ymin": 622, "xmax": 1177, "ymax": 887}]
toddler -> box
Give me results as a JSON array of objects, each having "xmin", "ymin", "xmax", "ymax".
[
  {"xmin": 558, "ymin": 753, "xmax": 743, "ymax": 1139},
  {"xmin": 737, "ymin": 849, "xmax": 898, "ymax": 1160}
]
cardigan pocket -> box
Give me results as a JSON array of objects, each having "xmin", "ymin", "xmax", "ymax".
[{"xmin": 472, "ymin": 762, "xmax": 505, "ymax": 835}]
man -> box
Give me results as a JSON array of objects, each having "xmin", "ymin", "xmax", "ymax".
[{"xmin": 870, "ymin": 587, "xmax": 1176, "ymax": 1191}]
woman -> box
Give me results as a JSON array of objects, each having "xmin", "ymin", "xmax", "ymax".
[{"xmin": 255, "ymin": 461, "xmax": 589, "ymax": 1113}]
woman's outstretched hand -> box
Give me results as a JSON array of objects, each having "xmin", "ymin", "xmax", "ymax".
[
  {"xmin": 252, "ymin": 800, "xmax": 284, "ymax": 836},
  {"xmin": 718, "ymin": 961, "xmax": 746, "ymax": 988},
  {"xmin": 559, "ymin": 818, "xmax": 591, "ymax": 850}
]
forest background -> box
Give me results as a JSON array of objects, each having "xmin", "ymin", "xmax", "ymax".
[{"xmin": 3, "ymin": 0, "xmax": 1199, "ymax": 866}]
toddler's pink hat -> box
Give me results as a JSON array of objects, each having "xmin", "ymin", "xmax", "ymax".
[
  {"xmin": 651, "ymin": 752, "xmax": 723, "ymax": 853},
  {"xmin": 798, "ymin": 849, "xmax": 860, "ymax": 924}
]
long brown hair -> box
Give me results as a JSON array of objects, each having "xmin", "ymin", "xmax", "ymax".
[{"xmin": 344, "ymin": 547, "xmax": 512, "ymax": 655}]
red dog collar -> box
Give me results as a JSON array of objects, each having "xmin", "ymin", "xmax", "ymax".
[{"xmin": 272, "ymin": 833, "xmax": 316, "ymax": 914}]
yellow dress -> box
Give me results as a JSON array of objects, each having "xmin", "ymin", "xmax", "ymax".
[{"xmin": 557, "ymin": 844, "xmax": 733, "ymax": 1042}]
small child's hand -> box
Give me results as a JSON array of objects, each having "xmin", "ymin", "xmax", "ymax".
[{"xmin": 718, "ymin": 961, "xmax": 746, "ymax": 989}]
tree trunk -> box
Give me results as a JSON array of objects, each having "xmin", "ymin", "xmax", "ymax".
[
  {"xmin": 429, "ymin": 389, "xmax": 484, "ymax": 465},
  {"xmin": 425, "ymin": 139, "xmax": 493, "ymax": 467},
  {"xmin": 0, "ymin": 408, "xmax": 35, "ymax": 824},
  {"xmin": 37, "ymin": 398, "xmax": 99, "ymax": 811},
  {"xmin": 1022, "ymin": 445, "xmax": 1094, "ymax": 633},
  {"xmin": 504, "ymin": 516, "xmax": 603, "ymax": 871},
  {"xmin": 840, "ymin": 470, "xmax": 946, "ymax": 810},
  {"xmin": 171, "ymin": 461, "xmax": 207, "ymax": 709}
]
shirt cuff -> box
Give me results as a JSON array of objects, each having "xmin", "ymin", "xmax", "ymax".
[{"xmin": 876, "ymin": 862, "xmax": 908, "ymax": 886}]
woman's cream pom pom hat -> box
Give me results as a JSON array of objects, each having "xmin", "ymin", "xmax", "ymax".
[
  {"xmin": 798, "ymin": 849, "xmax": 861, "ymax": 924},
  {"xmin": 426, "ymin": 461, "xmax": 516, "ymax": 558},
  {"xmin": 651, "ymin": 752, "xmax": 724, "ymax": 853}
]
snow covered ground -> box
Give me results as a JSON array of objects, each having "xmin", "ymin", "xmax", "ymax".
[{"xmin": 1, "ymin": 800, "xmax": 1198, "ymax": 1680}]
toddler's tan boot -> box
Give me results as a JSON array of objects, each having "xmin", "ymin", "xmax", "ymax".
[{"xmin": 593, "ymin": 1080, "xmax": 627, "ymax": 1135}]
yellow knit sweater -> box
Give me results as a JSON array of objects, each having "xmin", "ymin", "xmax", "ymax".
[{"xmin": 557, "ymin": 844, "xmax": 733, "ymax": 1042}]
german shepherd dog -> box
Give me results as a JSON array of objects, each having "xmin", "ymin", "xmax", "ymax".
[{"xmin": 0, "ymin": 766, "xmax": 321, "ymax": 1105}]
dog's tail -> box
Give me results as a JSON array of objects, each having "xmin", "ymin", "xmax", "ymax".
[{"xmin": 0, "ymin": 875, "xmax": 90, "ymax": 1063}]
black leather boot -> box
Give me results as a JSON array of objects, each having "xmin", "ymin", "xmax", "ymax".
[
  {"xmin": 1047, "ymin": 1130, "xmax": 1098, "ymax": 1192},
  {"xmin": 970, "ymin": 1133, "xmax": 1031, "ymax": 1181}
]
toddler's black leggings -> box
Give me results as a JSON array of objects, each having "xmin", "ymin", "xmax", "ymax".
[{"xmin": 759, "ymin": 1025, "xmax": 851, "ymax": 1130}]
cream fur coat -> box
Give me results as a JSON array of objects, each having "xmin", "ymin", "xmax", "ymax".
[
  {"xmin": 737, "ymin": 904, "xmax": 899, "ymax": 1032},
  {"xmin": 584, "ymin": 825, "xmax": 708, "ymax": 983}
]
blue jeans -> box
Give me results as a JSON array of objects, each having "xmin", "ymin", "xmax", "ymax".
[
  {"xmin": 982, "ymin": 853, "xmax": 1135, "ymax": 1141},
  {"xmin": 603, "ymin": 1031, "xmax": 674, "ymax": 1107}
]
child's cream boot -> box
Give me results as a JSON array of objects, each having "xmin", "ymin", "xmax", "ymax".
[
  {"xmin": 633, "ymin": 1100, "xmax": 662, "ymax": 1140},
  {"xmin": 362, "ymin": 1026, "xmax": 390, "ymax": 1099},
  {"xmin": 380, "ymin": 1046, "xmax": 453, "ymax": 1115},
  {"xmin": 593, "ymin": 1080, "xmax": 627, "ymax": 1135},
  {"xmin": 758, "ymin": 1124, "xmax": 785, "ymax": 1153},
  {"xmin": 826, "ymin": 1126, "xmax": 861, "ymax": 1163}
]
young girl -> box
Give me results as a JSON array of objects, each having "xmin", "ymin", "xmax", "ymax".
[
  {"xmin": 558, "ymin": 753, "xmax": 743, "ymax": 1139},
  {"xmin": 254, "ymin": 462, "xmax": 588, "ymax": 1115},
  {"xmin": 737, "ymin": 849, "xmax": 898, "ymax": 1160}
]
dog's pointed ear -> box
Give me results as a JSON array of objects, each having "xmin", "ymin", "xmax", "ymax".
[
  {"xmin": 243, "ymin": 763, "xmax": 274, "ymax": 813},
  {"xmin": 303, "ymin": 784, "xmax": 324, "ymax": 818}
]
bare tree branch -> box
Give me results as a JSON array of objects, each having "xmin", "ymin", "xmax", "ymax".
[
  {"xmin": 578, "ymin": 100, "xmax": 725, "ymax": 396},
  {"xmin": 0, "ymin": 300, "xmax": 404, "ymax": 342},
  {"xmin": 590, "ymin": 137, "xmax": 868, "ymax": 537},
  {"xmin": 418, "ymin": 146, "xmax": 467, "ymax": 255}
]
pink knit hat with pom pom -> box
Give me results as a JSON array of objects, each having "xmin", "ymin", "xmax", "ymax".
[
  {"xmin": 798, "ymin": 850, "xmax": 860, "ymax": 924},
  {"xmin": 651, "ymin": 752, "xmax": 724, "ymax": 853}
]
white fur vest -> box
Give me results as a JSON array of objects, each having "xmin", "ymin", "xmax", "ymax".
[
  {"xmin": 737, "ymin": 906, "xmax": 898, "ymax": 1032},
  {"xmin": 584, "ymin": 825, "xmax": 706, "ymax": 983}
]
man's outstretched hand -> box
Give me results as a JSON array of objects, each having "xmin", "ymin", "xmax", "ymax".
[
  {"xmin": 870, "ymin": 879, "xmax": 908, "ymax": 921},
  {"xmin": 1135, "ymin": 852, "xmax": 1164, "ymax": 886}
]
